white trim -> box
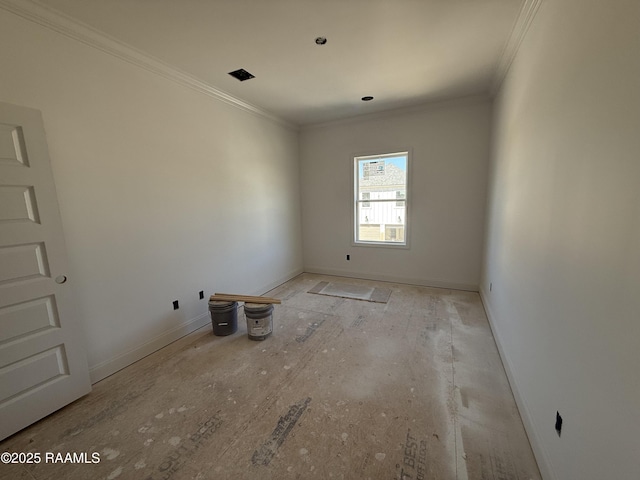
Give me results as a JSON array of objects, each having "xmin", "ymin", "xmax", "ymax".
[
  {"xmin": 304, "ymin": 266, "xmax": 478, "ymax": 292},
  {"xmin": 479, "ymin": 286, "xmax": 556, "ymax": 480},
  {"xmin": 0, "ymin": 0, "xmax": 296, "ymax": 130},
  {"xmin": 87, "ymin": 266, "xmax": 303, "ymax": 383},
  {"xmin": 491, "ymin": 0, "xmax": 543, "ymax": 95},
  {"xmin": 304, "ymin": 94, "xmax": 490, "ymax": 130},
  {"xmin": 352, "ymin": 149, "xmax": 411, "ymax": 248},
  {"xmin": 88, "ymin": 312, "xmax": 210, "ymax": 384},
  {"xmin": 255, "ymin": 267, "xmax": 305, "ymax": 296},
  {"xmin": 355, "ymin": 198, "xmax": 402, "ymax": 205}
]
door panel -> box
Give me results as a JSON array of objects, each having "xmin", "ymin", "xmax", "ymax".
[
  {"xmin": 0, "ymin": 124, "xmax": 29, "ymax": 166},
  {"xmin": 0, "ymin": 345, "xmax": 69, "ymax": 401},
  {"xmin": 0, "ymin": 243, "xmax": 49, "ymax": 284},
  {"xmin": 0, "ymin": 185, "xmax": 39, "ymax": 222},
  {"xmin": 0, "ymin": 295, "xmax": 60, "ymax": 343},
  {"xmin": 0, "ymin": 102, "xmax": 91, "ymax": 440}
]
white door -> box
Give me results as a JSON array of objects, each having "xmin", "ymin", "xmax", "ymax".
[{"xmin": 0, "ymin": 102, "xmax": 91, "ymax": 440}]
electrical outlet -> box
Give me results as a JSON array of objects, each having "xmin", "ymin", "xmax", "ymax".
[
  {"xmin": 199, "ymin": 290, "xmax": 204, "ymax": 300},
  {"xmin": 173, "ymin": 300, "xmax": 179, "ymax": 310},
  {"xmin": 490, "ymin": 282, "xmax": 492, "ymax": 292},
  {"xmin": 346, "ymin": 254, "xmax": 350, "ymax": 261},
  {"xmin": 555, "ymin": 411, "xmax": 563, "ymax": 437}
]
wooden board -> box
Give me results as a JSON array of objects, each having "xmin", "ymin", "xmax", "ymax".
[{"xmin": 210, "ymin": 293, "xmax": 281, "ymax": 304}]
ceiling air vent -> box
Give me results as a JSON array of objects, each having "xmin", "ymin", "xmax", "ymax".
[{"xmin": 228, "ymin": 68, "xmax": 255, "ymax": 81}]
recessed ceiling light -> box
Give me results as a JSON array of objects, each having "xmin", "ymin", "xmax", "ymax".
[
  {"xmin": 315, "ymin": 36, "xmax": 327, "ymax": 45},
  {"xmin": 361, "ymin": 96, "xmax": 374, "ymax": 101},
  {"xmin": 228, "ymin": 68, "xmax": 255, "ymax": 81}
]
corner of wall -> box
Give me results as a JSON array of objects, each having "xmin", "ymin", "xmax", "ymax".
[
  {"xmin": 305, "ymin": 266, "xmax": 479, "ymax": 292},
  {"xmin": 479, "ymin": 287, "xmax": 556, "ymax": 480}
]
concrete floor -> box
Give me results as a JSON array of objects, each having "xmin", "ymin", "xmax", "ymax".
[{"xmin": 0, "ymin": 273, "xmax": 541, "ymax": 480}]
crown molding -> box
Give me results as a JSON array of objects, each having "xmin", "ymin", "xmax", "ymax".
[
  {"xmin": 302, "ymin": 94, "xmax": 491, "ymax": 131},
  {"xmin": 491, "ymin": 0, "xmax": 543, "ymax": 95},
  {"xmin": 0, "ymin": 0, "xmax": 297, "ymax": 130}
]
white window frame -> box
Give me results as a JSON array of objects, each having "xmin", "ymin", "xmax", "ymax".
[{"xmin": 352, "ymin": 150, "xmax": 410, "ymax": 248}]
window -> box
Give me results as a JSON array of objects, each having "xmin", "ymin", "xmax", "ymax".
[
  {"xmin": 354, "ymin": 151, "xmax": 408, "ymax": 246},
  {"xmin": 362, "ymin": 192, "xmax": 370, "ymax": 208}
]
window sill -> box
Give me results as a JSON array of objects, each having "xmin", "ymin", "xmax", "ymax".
[{"xmin": 352, "ymin": 241, "xmax": 410, "ymax": 250}]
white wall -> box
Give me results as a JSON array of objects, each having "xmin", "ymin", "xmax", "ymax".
[
  {"xmin": 300, "ymin": 98, "xmax": 491, "ymax": 290},
  {"xmin": 0, "ymin": 9, "xmax": 302, "ymax": 382},
  {"xmin": 482, "ymin": 1, "xmax": 640, "ymax": 479}
]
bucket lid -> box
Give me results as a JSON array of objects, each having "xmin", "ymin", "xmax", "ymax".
[
  {"xmin": 209, "ymin": 300, "xmax": 235, "ymax": 307},
  {"xmin": 244, "ymin": 302, "xmax": 272, "ymax": 310}
]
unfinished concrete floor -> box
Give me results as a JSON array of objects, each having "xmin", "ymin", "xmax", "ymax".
[{"xmin": 0, "ymin": 273, "xmax": 541, "ymax": 480}]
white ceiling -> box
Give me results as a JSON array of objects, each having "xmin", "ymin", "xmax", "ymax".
[{"xmin": 37, "ymin": 0, "xmax": 526, "ymax": 126}]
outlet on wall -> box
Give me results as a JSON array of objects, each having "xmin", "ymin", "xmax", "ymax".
[
  {"xmin": 555, "ymin": 411, "xmax": 563, "ymax": 437},
  {"xmin": 173, "ymin": 300, "xmax": 179, "ymax": 310},
  {"xmin": 199, "ymin": 290, "xmax": 204, "ymax": 300},
  {"xmin": 346, "ymin": 254, "xmax": 350, "ymax": 261}
]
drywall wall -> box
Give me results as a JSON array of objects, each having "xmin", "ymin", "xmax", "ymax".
[
  {"xmin": 300, "ymin": 98, "xmax": 491, "ymax": 290},
  {"xmin": 0, "ymin": 9, "xmax": 302, "ymax": 382},
  {"xmin": 482, "ymin": 1, "xmax": 640, "ymax": 479}
]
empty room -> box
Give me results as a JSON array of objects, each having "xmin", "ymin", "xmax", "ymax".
[{"xmin": 0, "ymin": 1, "xmax": 638, "ymax": 479}]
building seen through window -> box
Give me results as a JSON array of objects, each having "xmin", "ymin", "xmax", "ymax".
[{"xmin": 354, "ymin": 151, "xmax": 408, "ymax": 245}]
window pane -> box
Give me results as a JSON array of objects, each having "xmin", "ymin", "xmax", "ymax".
[
  {"xmin": 385, "ymin": 225, "xmax": 405, "ymax": 242},
  {"xmin": 357, "ymin": 200, "xmax": 405, "ymax": 243},
  {"xmin": 355, "ymin": 152, "xmax": 408, "ymax": 245}
]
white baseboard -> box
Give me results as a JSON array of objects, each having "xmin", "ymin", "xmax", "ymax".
[
  {"xmin": 304, "ymin": 265, "xmax": 478, "ymax": 292},
  {"xmin": 479, "ymin": 287, "xmax": 555, "ymax": 480},
  {"xmin": 255, "ymin": 267, "xmax": 304, "ymax": 295},
  {"xmin": 88, "ymin": 268, "xmax": 303, "ymax": 384},
  {"xmin": 88, "ymin": 312, "xmax": 210, "ymax": 384}
]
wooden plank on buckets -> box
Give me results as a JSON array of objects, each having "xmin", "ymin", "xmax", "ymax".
[{"xmin": 210, "ymin": 293, "xmax": 282, "ymax": 304}]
